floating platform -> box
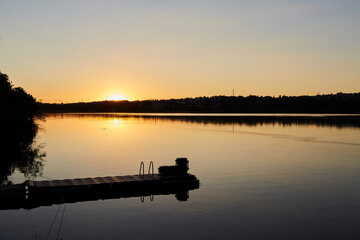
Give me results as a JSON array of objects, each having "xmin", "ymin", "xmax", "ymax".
[{"xmin": 0, "ymin": 158, "xmax": 200, "ymax": 210}]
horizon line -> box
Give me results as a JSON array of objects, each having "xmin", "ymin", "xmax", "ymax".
[{"xmin": 40, "ymin": 91, "xmax": 360, "ymax": 104}]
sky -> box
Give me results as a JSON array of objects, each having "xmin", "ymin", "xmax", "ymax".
[{"xmin": 0, "ymin": 0, "xmax": 359, "ymax": 103}]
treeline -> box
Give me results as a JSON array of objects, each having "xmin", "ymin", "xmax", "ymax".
[
  {"xmin": 40, "ymin": 93, "xmax": 360, "ymax": 113},
  {"xmin": 0, "ymin": 72, "xmax": 38, "ymax": 120}
]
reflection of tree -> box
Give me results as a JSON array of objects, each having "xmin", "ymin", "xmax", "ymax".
[
  {"xmin": 0, "ymin": 118, "xmax": 46, "ymax": 186},
  {"xmin": 48, "ymin": 113, "xmax": 360, "ymax": 129},
  {"xmin": 0, "ymin": 71, "xmax": 45, "ymax": 186}
]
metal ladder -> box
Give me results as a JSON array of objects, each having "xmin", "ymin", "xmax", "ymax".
[
  {"xmin": 139, "ymin": 161, "xmax": 154, "ymax": 175},
  {"xmin": 139, "ymin": 161, "xmax": 155, "ymax": 202}
]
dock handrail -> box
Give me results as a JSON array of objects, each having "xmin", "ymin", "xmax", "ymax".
[
  {"xmin": 148, "ymin": 161, "xmax": 154, "ymax": 175},
  {"xmin": 139, "ymin": 162, "xmax": 145, "ymax": 175}
]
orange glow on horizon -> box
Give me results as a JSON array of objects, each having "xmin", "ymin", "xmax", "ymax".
[{"xmin": 106, "ymin": 94, "xmax": 128, "ymax": 101}]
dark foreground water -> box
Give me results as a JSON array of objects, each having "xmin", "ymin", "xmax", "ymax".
[{"xmin": 1, "ymin": 114, "xmax": 360, "ymax": 240}]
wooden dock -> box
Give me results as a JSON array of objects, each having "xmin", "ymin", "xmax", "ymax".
[{"xmin": 0, "ymin": 158, "xmax": 200, "ymax": 210}]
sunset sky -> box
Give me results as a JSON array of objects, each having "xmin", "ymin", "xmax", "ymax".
[{"xmin": 0, "ymin": 0, "xmax": 359, "ymax": 103}]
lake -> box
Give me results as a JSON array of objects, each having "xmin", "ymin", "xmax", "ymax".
[{"xmin": 1, "ymin": 113, "xmax": 360, "ymax": 240}]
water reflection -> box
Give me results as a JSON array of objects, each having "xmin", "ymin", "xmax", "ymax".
[
  {"xmin": 0, "ymin": 181, "xmax": 198, "ymax": 210},
  {"xmin": 0, "ymin": 113, "xmax": 359, "ymax": 240},
  {"xmin": 46, "ymin": 113, "xmax": 360, "ymax": 129},
  {"xmin": 0, "ymin": 118, "xmax": 46, "ymax": 186}
]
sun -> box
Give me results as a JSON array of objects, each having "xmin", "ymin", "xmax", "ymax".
[{"xmin": 107, "ymin": 94, "xmax": 127, "ymax": 101}]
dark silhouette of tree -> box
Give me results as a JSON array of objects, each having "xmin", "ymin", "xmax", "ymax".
[
  {"xmin": 0, "ymin": 71, "xmax": 45, "ymax": 186},
  {"xmin": 0, "ymin": 72, "xmax": 37, "ymax": 120}
]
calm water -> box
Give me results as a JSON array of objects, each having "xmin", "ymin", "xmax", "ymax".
[{"xmin": 1, "ymin": 113, "xmax": 360, "ymax": 240}]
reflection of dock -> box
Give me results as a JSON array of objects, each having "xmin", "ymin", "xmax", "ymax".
[{"xmin": 0, "ymin": 158, "xmax": 200, "ymax": 210}]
